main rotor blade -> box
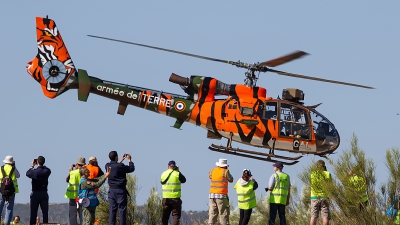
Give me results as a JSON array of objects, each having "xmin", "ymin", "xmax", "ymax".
[
  {"xmin": 267, "ymin": 68, "xmax": 374, "ymax": 89},
  {"xmin": 259, "ymin": 51, "xmax": 309, "ymax": 67},
  {"xmin": 88, "ymin": 35, "xmax": 233, "ymax": 64}
]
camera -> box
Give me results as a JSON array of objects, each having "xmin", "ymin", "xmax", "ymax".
[{"xmin": 72, "ymin": 164, "xmax": 76, "ymax": 168}]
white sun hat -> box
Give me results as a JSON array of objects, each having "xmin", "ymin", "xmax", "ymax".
[
  {"xmin": 215, "ymin": 158, "xmax": 228, "ymax": 167},
  {"xmin": 3, "ymin": 156, "xmax": 14, "ymax": 164}
]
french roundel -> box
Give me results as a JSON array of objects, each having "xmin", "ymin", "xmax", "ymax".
[{"xmin": 174, "ymin": 101, "xmax": 186, "ymax": 112}]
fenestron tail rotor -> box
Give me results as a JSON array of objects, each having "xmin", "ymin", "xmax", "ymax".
[{"xmin": 88, "ymin": 35, "xmax": 374, "ymax": 89}]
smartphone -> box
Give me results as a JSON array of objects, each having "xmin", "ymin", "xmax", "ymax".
[{"xmin": 33, "ymin": 159, "xmax": 38, "ymax": 164}]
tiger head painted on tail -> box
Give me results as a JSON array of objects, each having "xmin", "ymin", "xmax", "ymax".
[{"xmin": 27, "ymin": 16, "xmax": 77, "ymax": 99}]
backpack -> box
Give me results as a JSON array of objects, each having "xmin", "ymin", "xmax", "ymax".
[{"xmin": 0, "ymin": 166, "xmax": 15, "ymax": 200}]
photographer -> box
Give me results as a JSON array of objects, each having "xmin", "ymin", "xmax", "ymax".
[
  {"xmin": 26, "ymin": 156, "xmax": 51, "ymax": 225},
  {"xmin": 105, "ymin": 151, "xmax": 135, "ymax": 225},
  {"xmin": 160, "ymin": 160, "xmax": 186, "ymax": 225},
  {"xmin": 0, "ymin": 156, "xmax": 20, "ymax": 225},
  {"xmin": 65, "ymin": 157, "xmax": 86, "ymax": 225}
]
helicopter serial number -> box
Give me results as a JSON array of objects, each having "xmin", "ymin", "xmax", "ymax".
[
  {"xmin": 293, "ymin": 140, "xmax": 311, "ymax": 150},
  {"xmin": 96, "ymin": 85, "xmax": 173, "ymax": 107}
]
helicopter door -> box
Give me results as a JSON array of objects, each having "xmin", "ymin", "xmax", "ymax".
[{"xmin": 278, "ymin": 103, "xmax": 311, "ymax": 140}]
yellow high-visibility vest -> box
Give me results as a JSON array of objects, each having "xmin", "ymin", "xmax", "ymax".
[
  {"xmin": 349, "ymin": 175, "xmax": 368, "ymax": 203},
  {"xmin": 0, "ymin": 164, "xmax": 19, "ymax": 193},
  {"xmin": 270, "ymin": 172, "xmax": 290, "ymax": 204},
  {"xmin": 234, "ymin": 180, "xmax": 256, "ymax": 209},
  {"xmin": 161, "ymin": 169, "xmax": 181, "ymax": 198},
  {"xmin": 311, "ymin": 170, "xmax": 331, "ymax": 199},
  {"xmin": 65, "ymin": 169, "xmax": 80, "ymax": 199}
]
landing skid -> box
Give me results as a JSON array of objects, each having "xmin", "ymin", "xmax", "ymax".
[{"xmin": 208, "ymin": 144, "xmax": 302, "ymax": 166}]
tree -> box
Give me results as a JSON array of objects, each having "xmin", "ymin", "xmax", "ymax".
[{"xmin": 142, "ymin": 186, "xmax": 162, "ymax": 225}]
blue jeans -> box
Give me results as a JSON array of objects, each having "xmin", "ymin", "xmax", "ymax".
[{"xmin": 0, "ymin": 194, "xmax": 15, "ymax": 225}]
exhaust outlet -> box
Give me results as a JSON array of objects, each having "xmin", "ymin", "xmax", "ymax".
[{"xmin": 169, "ymin": 73, "xmax": 189, "ymax": 86}]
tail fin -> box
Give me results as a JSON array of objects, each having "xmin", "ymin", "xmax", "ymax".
[{"xmin": 27, "ymin": 17, "xmax": 77, "ymax": 99}]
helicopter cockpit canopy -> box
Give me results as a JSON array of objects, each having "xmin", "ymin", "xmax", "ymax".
[
  {"xmin": 263, "ymin": 100, "xmax": 339, "ymax": 154},
  {"xmin": 309, "ymin": 108, "xmax": 340, "ymax": 153}
]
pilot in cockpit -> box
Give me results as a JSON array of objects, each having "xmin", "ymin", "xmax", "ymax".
[{"xmin": 290, "ymin": 111, "xmax": 310, "ymax": 139}]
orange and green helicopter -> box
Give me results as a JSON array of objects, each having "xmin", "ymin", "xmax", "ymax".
[{"xmin": 27, "ymin": 16, "xmax": 373, "ymax": 165}]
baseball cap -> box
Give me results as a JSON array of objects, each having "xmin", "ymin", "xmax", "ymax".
[
  {"xmin": 168, "ymin": 160, "xmax": 176, "ymax": 166},
  {"xmin": 272, "ymin": 161, "xmax": 284, "ymax": 168}
]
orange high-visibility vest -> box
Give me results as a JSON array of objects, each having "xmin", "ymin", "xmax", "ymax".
[
  {"xmin": 209, "ymin": 167, "xmax": 229, "ymax": 194},
  {"xmin": 86, "ymin": 164, "xmax": 100, "ymax": 193},
  {"xmin": 86, "ymin": 164, "xmax": 99, "ymax": 179}
]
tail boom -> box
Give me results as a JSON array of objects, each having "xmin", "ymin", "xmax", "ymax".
[{"xmin": 69, "ymin": 71, "xmax": 194, "ymax": 121}]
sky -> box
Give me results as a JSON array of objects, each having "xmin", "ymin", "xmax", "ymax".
[{"xmin": 0, "ymin": 2, "xmax": 399, "ymax": 211}]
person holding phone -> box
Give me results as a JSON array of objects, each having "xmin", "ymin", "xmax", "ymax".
[
  {"xmin": 26, "ymin": 156, "xmax": 51, "ymax": 225},
  {"xmin": 234, "ymin": 169, "xmax": 258, "ymax": 225},
  {"xmin": 65, "ymin": 157, "xmax": 86, "ymax": 225},
  {"xmin": 105, "ymin": 151, "xmax": 135, "ymax": 225},
  {"xmin": 0, "ymin": 156, "xmax": 20, "ymax": 225},
  {"xmin": 160, "ymin": 160, "xmax": 186, "ymax": 225}
]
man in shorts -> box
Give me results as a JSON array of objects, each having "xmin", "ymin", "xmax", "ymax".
[{"xmin": 310, "ymin": 160, "xmax": 331, "ymax": 225}]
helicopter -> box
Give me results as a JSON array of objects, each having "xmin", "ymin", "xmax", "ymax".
[{"xmin": 27, "ymin": 16, "xmax": 373, "ymax": 165}]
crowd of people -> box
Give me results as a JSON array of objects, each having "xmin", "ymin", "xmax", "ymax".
[
  {"xmin": 0, "ymin": 153, "xmax": 368, "ymax": 225},
  {"xmin": 0, "ymin": 151, "xmax": 135, "ymax": 225}
]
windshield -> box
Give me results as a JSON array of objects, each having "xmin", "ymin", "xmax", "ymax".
[{"xmin": 309, "ymin": 108, "xmax": 340, "ymax": 152}]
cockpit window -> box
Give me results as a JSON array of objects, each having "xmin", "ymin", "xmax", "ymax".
[
  {"xmin": 309, "ymin": 108, "xmax": 340, "ymax": 152},
  {"xmin": 279, "ymin": 103, "xmax": 310, "ymax": 139}
]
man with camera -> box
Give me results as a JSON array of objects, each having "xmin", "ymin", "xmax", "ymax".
[
  {"xmin": 65, "ymin": 157, "xmax": 86, "ymax": 225},
  {"xmin": 26, "ymin": 156, "xmax": 51, "ymax": 225},
  {"xmin": 105, "ymin": 151, "xmax": 135, "ymax": 225},
  {"xmin": 160, "ymin": 160, "xmax": 186, "ymax": 225},
  {"xmin": 0, "ymin": 156, "xmax": 20, "ymax": 225},
  {"xmin": 208, "ymin": 158, "xmax": 233, "ymax": 225}
]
